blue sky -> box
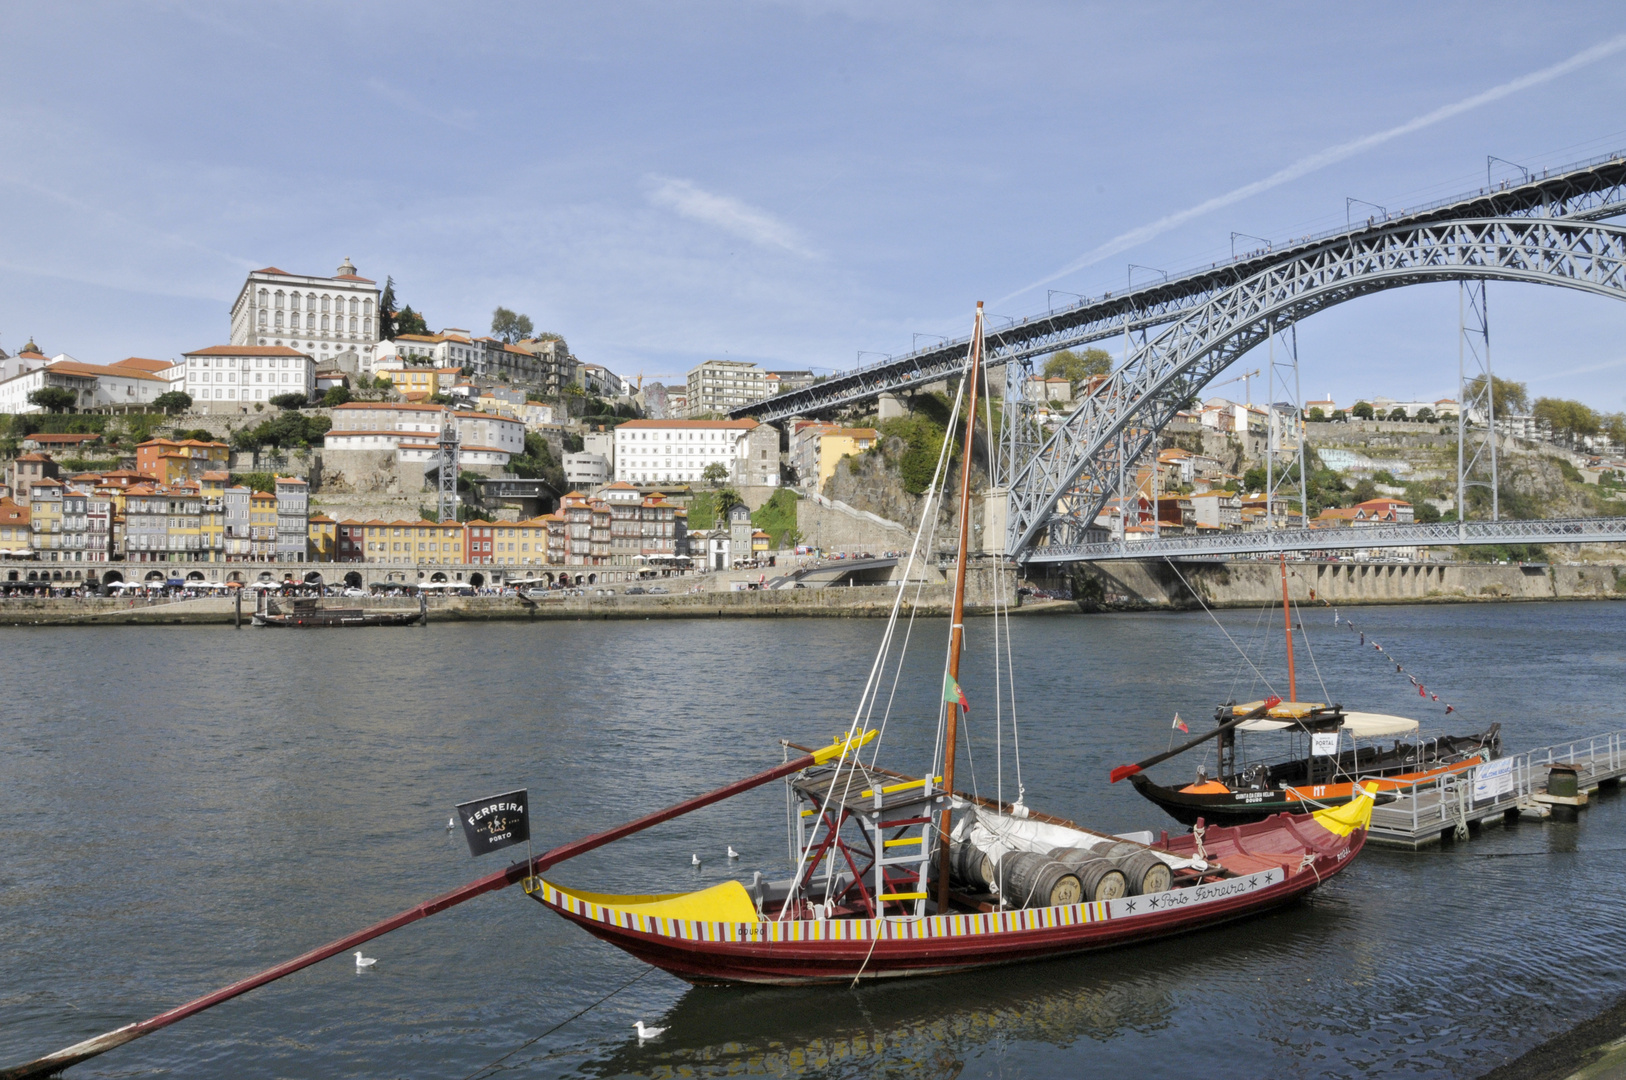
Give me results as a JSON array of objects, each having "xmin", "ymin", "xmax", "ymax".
[{"xmin": 3, "ymin": 2, "xmax": 1626, "ymax": 410}]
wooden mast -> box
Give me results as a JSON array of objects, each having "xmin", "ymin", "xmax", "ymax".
[
  {"xmin": 1279, "ymin": 554, "xmax": 1296, "ymax": 701},
  {"xmin": 934, "ymin": 302, "xmax": 984, "ymax": 914}
]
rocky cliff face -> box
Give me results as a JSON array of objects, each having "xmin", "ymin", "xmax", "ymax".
[{"xmin": 823, "ymin": 436, "xmax": 983, "ymax": 540}]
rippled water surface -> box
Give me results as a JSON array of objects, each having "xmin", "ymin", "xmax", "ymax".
[{"xmin": 4, "ymin": 601, "xmax": 1626, "ymax": 1078}]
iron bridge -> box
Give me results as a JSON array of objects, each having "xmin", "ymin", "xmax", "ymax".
[
  {"xmin": 732, "ymin": 148, "xmax": 1626, "ymax": 425},
  {"xmin": 1027, "ymin": 517, "xmax": 1626, "ymax": 563}
]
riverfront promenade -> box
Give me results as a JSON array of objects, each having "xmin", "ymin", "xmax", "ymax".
[{"xmin": 0, "ymin": 586, "xmax": 1079, "ymax": 626}]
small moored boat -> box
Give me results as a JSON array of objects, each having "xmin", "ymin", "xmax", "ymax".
[{"xmin": 252, "ymin": 597, "xmax": 423, "ymax": 628}]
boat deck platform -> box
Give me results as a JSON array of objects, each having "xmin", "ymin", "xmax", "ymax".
[{"xmin": 1368, "ymin": 730, "xmax": 1626, "ymax": 848}]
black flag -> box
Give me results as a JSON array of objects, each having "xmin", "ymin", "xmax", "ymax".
[{"xmin": 455, "ymin": 789, "xmax": 530, "ymax": 857}]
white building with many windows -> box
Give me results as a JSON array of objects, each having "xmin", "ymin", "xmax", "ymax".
[
  {"xmin": 229, "ymin": 258, "xmax": 381, "ymax": 368},
  {"xmin": 0, "ymin": 355, "xmax": 174, "ymax": 414},
  {"xmin": 321, "ymin": 402, "xmax": 525, "ymax": 468},
  {"xmin": 181, "ymin": 345, "xmax": 315, "ymax": 411},
  {"xmin": 685, "ymin": 359, "xmax": 769, "ymax": 417},
  {"xmin": 613, "ymin": 419, "xmax": 775, "ymax": 485}
]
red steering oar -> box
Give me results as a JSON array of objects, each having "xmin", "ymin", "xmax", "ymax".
[
  {"xmin": 0, "ymin": 732, "xmax": 875, "ymax": 1080},
  {"xmin": 1108, "ymin": 698, "xmax": 1278, "ymax": 784}
]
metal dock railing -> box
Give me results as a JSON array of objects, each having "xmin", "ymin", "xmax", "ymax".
[{"xmin": 1367, "ymin": 729, "xmax": 1626, "ymax": 848}]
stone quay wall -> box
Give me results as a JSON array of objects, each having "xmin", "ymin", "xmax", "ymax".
[{"xmin": 1059, "ymin": 559, "xmax": 1626, "ymax": 610}]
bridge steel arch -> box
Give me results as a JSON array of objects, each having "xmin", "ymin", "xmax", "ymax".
[{"xmin": 1005, "ymin": 217, "xmax": 1626, "ymax": 558}]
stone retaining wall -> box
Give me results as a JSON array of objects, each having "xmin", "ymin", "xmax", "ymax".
[{"xmin": 1067, "ymin": 559, "xmax": 1626, "ymax": 610}]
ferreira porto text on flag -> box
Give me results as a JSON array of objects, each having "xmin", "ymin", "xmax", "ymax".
[{"xmin": 455, "ymin": 788, "xmax": 530, "ymax": 857}]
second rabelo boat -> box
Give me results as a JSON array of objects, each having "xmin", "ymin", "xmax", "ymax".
[
  {"xmin": 1117, "ymin": 559, "xmax": 1499, "ymax": 828},
  {"xmin": 524, "ymin": 304, "xmax": 1378, "ymax": 985}
]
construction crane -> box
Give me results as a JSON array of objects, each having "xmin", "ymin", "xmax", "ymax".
[
  {"xmin": 1204, "ymin": 367, "xmax": 1261, "ymax": 406},
  {"xmin": 634, "ymin": 371, "xmax": 684, "ymax": 391}
]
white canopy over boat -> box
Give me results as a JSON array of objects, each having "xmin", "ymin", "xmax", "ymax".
[{"xmin": 1237, "ymin": 710, "xmax": 1420, "ymax": 737}]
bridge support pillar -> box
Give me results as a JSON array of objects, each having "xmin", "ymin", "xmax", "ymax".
[
  {"xmin": 981, "ymin": 489, "xmax": 1008, "ymax": 557},
  {"xmin": 877, "ymin": 393, "xmax": 906, "ymax": 421}
]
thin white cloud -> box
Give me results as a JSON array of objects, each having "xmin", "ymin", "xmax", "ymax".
[
  {"xmin": 364, "ymin": 78, "xmax": 476, "ymax": 132},
  {"xmin": 646, "ymin": 176, "xmax": 815, "ymax": 257},
  {"xmin": 998, "ymin": 32, "xmax": 1626, "ymax": 306},
  {"xmin": 1527, "ymin": 356, "xmax": 1626, "ymax": 383}
]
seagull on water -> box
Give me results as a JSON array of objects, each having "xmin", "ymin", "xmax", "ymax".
[
  {"xmin": 446, "ymin": 817, "xmax": 455, "ymax": 830},
  {"xmin": 634, "ymin": 1021, "xmax": 666, "ymax": 1042},
  {"xmin": 727, "ymin": 846, "xmax": 739, "ymax": 859},
  {"xmin": 355, "ymin": 951, "xmax": 377, "ymax": 970},
  {"xmin": 691, "ymin": 853, "xmax": 702, "ymax": 867}
]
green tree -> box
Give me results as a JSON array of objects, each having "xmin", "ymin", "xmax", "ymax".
[
  {"xmin": 490, "ymin": 307, "xmax": 535, "ymax": 344},
  {"xmin": 378, "ymin": 277, "xmax": 399, "ymax": 340},
  {"xmin": 1465, "ymin": 374, "xmax": 1529, "ymax": 417},
  {"xmin": 1533, "ymin": 397, "xmax": 1600, "ymax": 445},
  {"xmin": 229, "ymin": 471, "xmax": 278, "ymax": 494},
  {"xmin": 1307, "ymin": 407, "xmax": 1326, "ymax": 422},
  {"xmin": 230, "ymin": 411, "xmax": 331, "ymax": 451},
  {"xmin": 396, "ymin": 305, "xmax": 429, "ymax": 337},
  {"xmin": 1386, "ymin": 407, "xmax": 1408, "ymax": 422},
  {"xmin": 322, "ymin": 385, "xmax": 353, "ymax": 407},
  {"xmin": 1414, "ymin": 406, "xmax": 1436, "ymax": 423},
  {"xmin": 1351, "ymin": 401, "xmax": 1374, "ymax": 420},
  {"xmin": 372, "ymin": 375, "xmax": 395, "ymax": 391},
  {"xmin": 1413, "ymin": 499, "xmax": 1442, "ymax": 523},
  {"xmin": 154, "ymin": 390, "xmax": 193, "ymax": 414},
  {"xmin": 701, "ymin": 461, "xmax": 730, "ymax": 487},
  {"xmin": 269, "ymin": 392, "xmax": 308, "ymax": 410},
  {"xmin": 1605, "ymin": 413, "xmax": 1626, "ymax": 447},
  {"xmin": 508, "ymin": 431, "xmax": 565, "ymax": 489},
  {"xmin": 28, "ymin": 387, "xmax": 78, "ymax": 413},
  {"xmin": 1043, "ymin": 347, "xmax": 1112, "ymax": 386}
]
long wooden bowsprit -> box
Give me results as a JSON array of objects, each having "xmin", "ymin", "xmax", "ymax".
[
  {"xmin": 1108, "ymin": 698, "xmax": 1278, "ymax": 783},
  {"xmin": 0, "ymin": 732, "xmax": 874, "ymax": 1080}
]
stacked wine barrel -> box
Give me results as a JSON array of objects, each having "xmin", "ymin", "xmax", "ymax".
[{"xmin": 948, "ymin": 837, "xmax": 1176, "ymax": 908}]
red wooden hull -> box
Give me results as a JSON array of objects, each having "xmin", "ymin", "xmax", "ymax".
[{"xmin": 533, "ymin": 811, "xmax": 1366, "ymax": 985}]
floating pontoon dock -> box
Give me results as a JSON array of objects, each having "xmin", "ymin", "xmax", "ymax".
[{"xmin": 1367, "ymin": 730, "xmax": 1626, "ymax": 848}]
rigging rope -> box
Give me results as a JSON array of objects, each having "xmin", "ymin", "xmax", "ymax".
[
  {"xmin": 1338, "ymin": 613, "xmax": 1469, "ymax": 719},
  {"xmin": 456, "ymin": 968, "xmax": 652, "ymax": 1080},
  {"xmin": 781, "ymin": 340, "xmax": 970, "ymax": 919},
  {"xmin": 1162, "ymin": 557, "xmax": 1280, "ymax": 697},
  {"xmin": 1229, "ymin": 595, "xmax": 1275, "ymax": 702}
]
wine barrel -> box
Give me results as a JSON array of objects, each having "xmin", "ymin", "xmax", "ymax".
[
  {"xmin": 1074, "ymin": 858, "xmax": 1127, "ymax": 901},
  {"xmin": 1047, "ymin": 846, "xmax": 1096, "ymax": 868},
  {"xmin": 1115, "ymin": 850, "xmax": 1174, "ymax": 895},
  {"xmin": 951, "ymin": 841, "xmax": 995, "ymax": 891},
  {"xmin": 1091, "ymin": 840, "xmax": 1142, "ymax": 861},
  {"xmin": 996, "ymin": 852, "xmax": 1083, "ymax": 908}
]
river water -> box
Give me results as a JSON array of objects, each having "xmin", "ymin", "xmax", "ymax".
[{"xmin": 4, "ymin": 601, "xmax": 1625, "ymax": 1079}]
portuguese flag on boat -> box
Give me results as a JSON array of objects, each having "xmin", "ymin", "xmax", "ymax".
[{"xmin": 944, "ymin": 673, "xmax": 969, "ymax": 712}]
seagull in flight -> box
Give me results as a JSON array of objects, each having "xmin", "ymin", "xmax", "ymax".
[
  {"xmin": 354, "ymin": 951, "xmax": 377, "ymax": 970},
  {"xmin": 634, "ymin": 1021, "xmax": 666, "ymax": 1042}
]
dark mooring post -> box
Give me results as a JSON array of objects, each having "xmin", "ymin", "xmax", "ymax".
[
  {"xmin": 234, "ymin": 587, "xmax": 241, "ymax": 629},
  {"xmin": 420, "ymin": 590, "xmax": 428, "ymax": 627}
]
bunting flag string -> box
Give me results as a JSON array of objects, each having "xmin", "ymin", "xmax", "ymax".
[{"xmin": 1341, "ymin": 616, "xmax": 1461, "ymax": 716}]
